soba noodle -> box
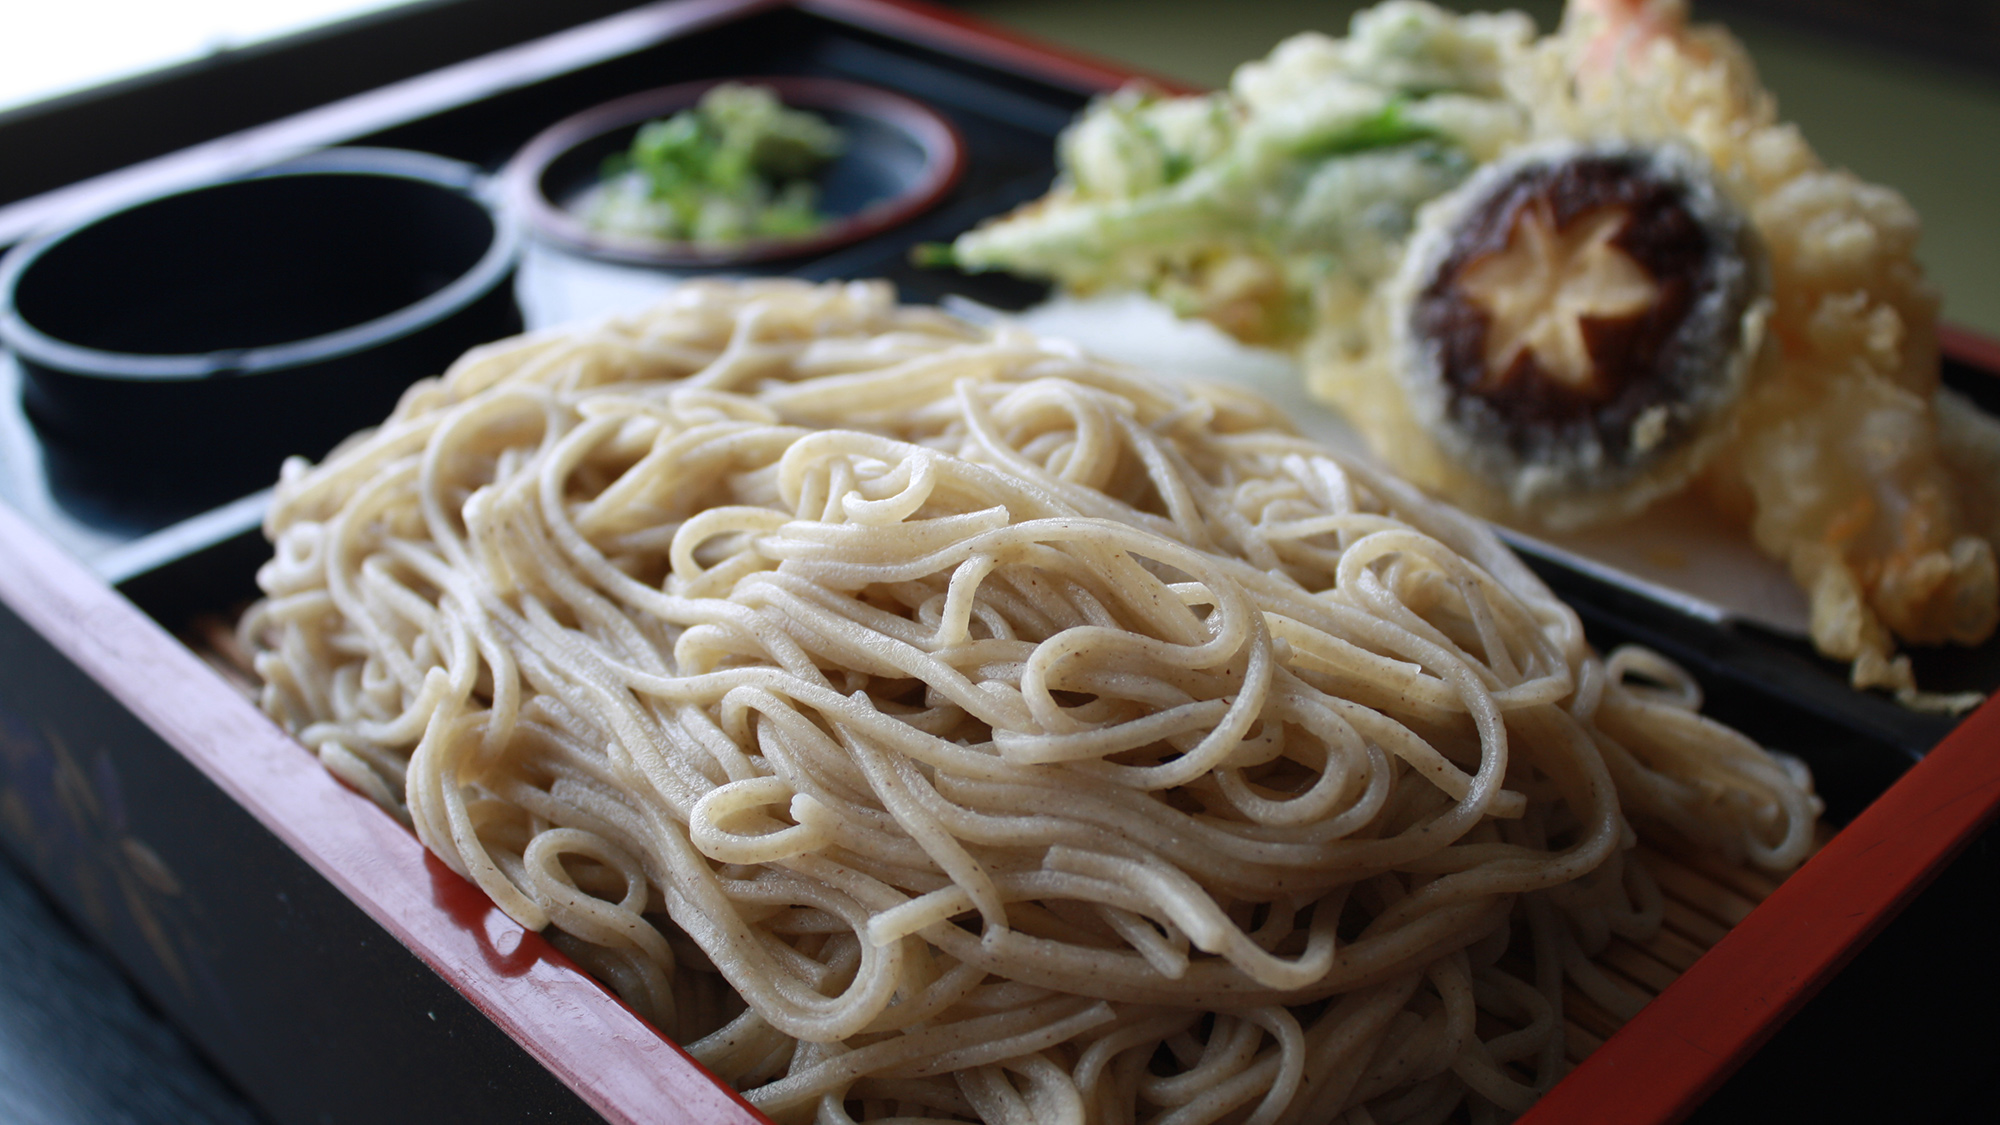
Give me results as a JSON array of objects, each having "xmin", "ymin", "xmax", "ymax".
[{"xmin": 243, "ymin": 279, "xmax": 1819, "ymax": 1124}]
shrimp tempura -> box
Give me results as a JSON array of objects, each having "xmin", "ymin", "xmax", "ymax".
[{"xmin": 1547, "ymin": 0, "xmax": 1996, "ymax": 705}]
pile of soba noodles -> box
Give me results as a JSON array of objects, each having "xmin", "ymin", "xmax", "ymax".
[{"xmin": 243, "ymin": 279, "xmax": 1819, "ymax": 1125}]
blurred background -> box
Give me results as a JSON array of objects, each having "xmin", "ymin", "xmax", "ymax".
[
  {"xmin": 953, "ymin": 0, "xmax": 2000, "ymax": 335},
  {"xmin": 6, "ymin": 0, "xmax": 2000, "ymax": 333}
]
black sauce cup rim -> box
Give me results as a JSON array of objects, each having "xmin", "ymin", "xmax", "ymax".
[{"xmin": 0, "ymin": 147, "xmax": 520, "ymax": 382}]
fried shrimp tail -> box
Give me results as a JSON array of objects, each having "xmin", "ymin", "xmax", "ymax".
[{"xmin": 1560, "ymin": 0, "xmax": 1997, "ymax": 704}]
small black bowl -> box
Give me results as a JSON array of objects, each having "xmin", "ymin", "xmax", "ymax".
[
  {"xmin": 505, "ymin": 76, "xmax": 965, "ymax": 268},
  {"xmin": 0, "ymin": 147, "xmax": 521, "ymax": 529}
]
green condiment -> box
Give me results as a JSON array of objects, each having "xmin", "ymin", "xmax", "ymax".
[{"xmin": 587, "ymin": 83, "xmax": 844, "ymax": 246}]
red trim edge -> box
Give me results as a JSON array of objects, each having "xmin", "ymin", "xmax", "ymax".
[
  {"xmin": 1520, "ymin": 695, "xmax": 2000, "ymax": 1125},
  {"xmin": 1939, "ymin": 320, "xmax": 2000, "ymax": 378},
  {"xmin": 4, "ymin": 6, "xmax": 1998, "ymax": 1124},
  {"xmin": 0, "ymin": 499, "xmax": 770, "ymax": 1125},
  {"xmin": 800, "ymin": 0, "xmax": 1201, "ymax": 96}
]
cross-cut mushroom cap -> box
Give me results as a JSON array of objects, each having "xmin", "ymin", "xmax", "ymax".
[{"xmin": 1393, "ymin": 142, "xmax": 1768, "ymax": 526}]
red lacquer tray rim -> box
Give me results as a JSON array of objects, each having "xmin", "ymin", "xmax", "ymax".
[
  {"xmin": 1, "ymin": 2, "xmax": 1997, "ymax": 1123},
  {"xmin": 0, "ymin": 520, "xmax": 767, "ymax": 1125}
]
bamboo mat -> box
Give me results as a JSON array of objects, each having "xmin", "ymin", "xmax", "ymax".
[{"xmin": 1561, "ymin": 845, "xmax": 1785, "ymax": 1063}]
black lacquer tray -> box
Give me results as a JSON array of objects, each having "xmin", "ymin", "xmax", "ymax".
[{"xmin": 0, "ymin": 3, "xmax": 1996, "ymax": 1123}]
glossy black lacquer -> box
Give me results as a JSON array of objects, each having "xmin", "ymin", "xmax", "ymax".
[
  {"xmin": 0, "ymin": 593, "xmax": 600, "ymax": 1125},
  {"xmin": 0, "ymin": 148, "xmax": 520, "ymax": 528},
  {"xmin": 0, "ymin": 2, "xmax": 1995, "ymax": 1123}
]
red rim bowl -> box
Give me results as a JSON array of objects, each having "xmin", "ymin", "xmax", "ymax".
[{"xmin": 503, "ymin": 76, "xmax": 966, "ymax": 268}]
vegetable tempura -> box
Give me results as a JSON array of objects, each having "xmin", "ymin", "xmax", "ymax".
[{"xmin": 943, "ymin": 0, "xmax": 1999, "ymax": 706}]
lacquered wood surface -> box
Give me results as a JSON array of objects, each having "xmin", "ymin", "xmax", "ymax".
[
  {"xmin": 0, "ymin": 0, "xmax": 781, "ymax": 248},
  {"xmin": 806, "ymin": 0, "xmax": 1197, "ymax": 95},
  {"xmin": 0, "ymin": 499, "xmax": 763, "ymax": 1125},
  {"xmin": 1520, "ymin": 699, "xmax": 2000, "ymax": 1123},
  {"xmin": 0, "ymin": 851, "xmax": 264, "ymax": 1125},
  {"xmin": 0, "ymin": 3, "xmax": 1995, "ymax": 1124}
]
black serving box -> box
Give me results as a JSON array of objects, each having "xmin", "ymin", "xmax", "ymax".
[{"xmin": 1, "ymin": 2, "xmax": 1998, "ymax": 1123}]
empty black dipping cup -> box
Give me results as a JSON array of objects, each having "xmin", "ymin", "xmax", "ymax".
[{"xmin": 0, "ymin": 147, "xmax": 521, "ymax": 529}]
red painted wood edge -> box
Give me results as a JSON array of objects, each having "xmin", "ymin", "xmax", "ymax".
[
  {"xmin": 0, "ymin": 498, "xmax": 768, "ymax": 1125},
  {"xmin": 1525, "ymin": 322, "xmax": 2000, "ymax": 1125},
  {"xmin": 816, "ymin": 12, "xmax": 2000, "ymax": 1114},
  {"xmin": 1521, "ymin": 694, "xmax": 2000, "ymax": 1125},
  {"xmin": 801, "ymin": 0, "xmax": 1200, "ymax": 96},
  {"xmin": 2, "ymin": 5, "xmax": 1995, "ymax": 1123},
  {"xmin": 1939, "ymin": 321, "xmax": 2000, "ymax": 378},
  {"xmin": 0, "ymin": 0, "xmax": 783, "ymax": 246}
]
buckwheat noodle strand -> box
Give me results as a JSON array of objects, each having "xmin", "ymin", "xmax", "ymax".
[{"xmin": 244, "ymin": 279, "xmax": 1818, "ymax": 1125}]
